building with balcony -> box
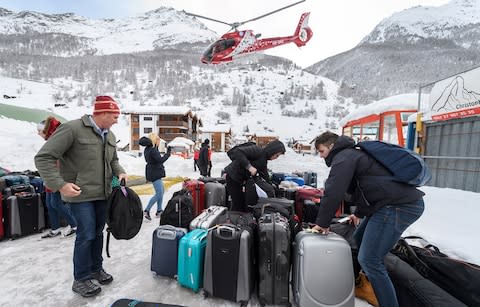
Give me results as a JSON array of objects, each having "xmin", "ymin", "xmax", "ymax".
[{"xmin": 122, "ymin": 106, "xmax": 202, "ymax": 151}]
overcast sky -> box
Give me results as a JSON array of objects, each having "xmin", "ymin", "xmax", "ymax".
[{"xmin": 0, "ymin": 0, "xmax": 451, "ymax": 67}]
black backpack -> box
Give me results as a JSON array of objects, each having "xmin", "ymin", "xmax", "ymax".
[
  {"xmin": 160, "ymin": 188, "xmax": 194, "ymax": 229},
  {"xmin": 106, "ymin": 179, "xmax": 143, "ymax": 257}
]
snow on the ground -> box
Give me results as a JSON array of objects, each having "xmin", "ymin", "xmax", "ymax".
[{"xmin": 0, "ymin": 114, "xmax": 478, "ymax": 307}]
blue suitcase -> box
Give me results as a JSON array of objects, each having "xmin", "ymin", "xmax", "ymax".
[
  {"xmin": 177, "ymin": 228, "xmax": 208, "ymax": 292},
  {"xmin": 151, "ymin": 225, "xmax": 187, "ymax": 277},
  {"xmin": 284, "ymin": 175, "xmax": 305, "ymax": 186}
]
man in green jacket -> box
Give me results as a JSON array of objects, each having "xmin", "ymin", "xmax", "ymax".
[{"xmin": 35, "ymin": 96, "xmax": 128, "ymax": 298}]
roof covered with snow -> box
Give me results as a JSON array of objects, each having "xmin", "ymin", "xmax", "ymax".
[
  {"xmin": 122, "ymin": 105, "xmax": 191, "ymax": 115},
  {"xmin": 339, "ymin": 93, "xmax": 429, "ymax": 126}
]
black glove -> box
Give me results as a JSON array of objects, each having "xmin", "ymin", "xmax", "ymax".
[{"xmin": 166, "ymin": 146, "xmax": 172, "ymax": 153}]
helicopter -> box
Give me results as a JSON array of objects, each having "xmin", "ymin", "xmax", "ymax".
[{"xmin": 185, "ymin": 0, "xmax": 313, "ymax": 64}]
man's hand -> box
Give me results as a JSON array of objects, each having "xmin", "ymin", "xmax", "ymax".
[
  {"xmin": 118, "ymin": 173, "xmax": 128, "ymax": 184},
  {"xmin": 59, "ymin": 183, "xmax": 82, "ymax": 197},
  {"xmin": 248, "ymin": 165, "xmax": 257, "ymax": 176},
  {"xmin": 312, "ymin": 224, "xmax": 330, "ymax": 234}
]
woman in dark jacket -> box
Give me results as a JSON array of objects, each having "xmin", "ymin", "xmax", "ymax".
[
  {"xmin": 139, "ymin": 133, "xmax": 171, "ymax": 220},
  {"xmin": 312, "ymin": 131, "xmax": 425, "ymax": 307},
  {"xmin": 224, "ymin": 140, "xmax": 286, "ymax": 211}
]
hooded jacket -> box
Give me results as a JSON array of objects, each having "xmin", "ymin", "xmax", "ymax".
[
  {"xmin": 224, "ymin": 140, "xmax": 286, "ymax": 183},
  {"xmin": 315, "ymin": 136, "xmax": 424, "ymax": 228},
  {"xmin": 139, "ymin": 136, "xmax": 171, "ymax": 182}
]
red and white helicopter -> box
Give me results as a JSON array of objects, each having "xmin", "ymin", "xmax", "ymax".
[{"xmin": 185, "ymin": 0, "xmax": 313, "ymax": 64}]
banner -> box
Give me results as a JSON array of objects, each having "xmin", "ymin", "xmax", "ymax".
[{"xmin": 428, "ymin": 67, "xmax": 480, "ymax": 120}]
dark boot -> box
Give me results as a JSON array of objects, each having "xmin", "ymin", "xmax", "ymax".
[
  {"xmin": 91, "ymin": 269, "xmax": 113, "ymax": 285},
  {"xmin": 72, "ymin": 279, "xmax": 101, "ymax": 297}
]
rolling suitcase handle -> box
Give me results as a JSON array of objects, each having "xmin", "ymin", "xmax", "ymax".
[{"xmin": 216, "ymin": 224, "xmax": 239, "ymax": 239}]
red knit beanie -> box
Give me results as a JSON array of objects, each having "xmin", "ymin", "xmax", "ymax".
[{"xmin": 93, "ymin": 96, "xmax": 120, "ymax": 115}]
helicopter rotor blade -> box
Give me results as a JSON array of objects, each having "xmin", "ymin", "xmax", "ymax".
[
  {"xmin": 184, "ymin": 11, "xmax": 234, "ymax": 27},
  {"xmin": 236, "ymin": 0, "xmax": 306, "ymax": 27}
]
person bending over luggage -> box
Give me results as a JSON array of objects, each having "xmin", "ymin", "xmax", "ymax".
[
  {"xmin": 35, "ymin": 96, "xmax": 128, "ymax": 298},
  {"xmin": 224, "ymin": 140, "xmax": 285, "ymax": 212},
  {"xmin": 311, "ymin": 131, "xmax": 424, "ymax": 307},
  {"xmin": 139, "ymin": 133, "xmax": 171, "ymax": 220},
  {"xmin": 197, "ymin": 138, "xmax": 210, "ymax": 176},
  {"xmin": 37, "ymin": 116, "xmax": 78, "ymax": 238}
]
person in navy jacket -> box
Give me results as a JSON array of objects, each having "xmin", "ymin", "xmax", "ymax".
[{"xmin": 139, "ymin": 133, "xmax": 171, "ymax": 220}]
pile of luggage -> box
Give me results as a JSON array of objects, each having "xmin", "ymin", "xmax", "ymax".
[
  {"xmin": 149, "ymin": 175, "xmax": 356, "ymax": 307},
  {"xmin": 0, "ymin": 170, "xmax": 46, "ymax": 240}
]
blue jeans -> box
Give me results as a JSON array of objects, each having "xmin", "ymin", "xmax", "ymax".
[
  {"xmin": 46, "ymin": 191, "xmax": 77, "ymax": 230},
  {"xmin": 144, "ymin": 179, "xmax": 164, "ymax": 213},
  {"xmin": 354, "ymin": 199, "xmax": 424, "ymax": 307},
  {"xmin": 69, "ymin": 200, "xmax": 107, "ymax": 281}
]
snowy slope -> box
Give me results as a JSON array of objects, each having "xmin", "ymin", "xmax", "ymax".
[
  {"xmin": 0, "ymin": 7, "xmax": 216, "ymax": 55},
  {"xmin": 363, "ymin": 0, "xmax": 480, "ymax": 44}
]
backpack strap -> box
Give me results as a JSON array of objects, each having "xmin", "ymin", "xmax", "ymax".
[{"xmin": 106, "ymin": 230, "xmax": 112, "ymax": 258}]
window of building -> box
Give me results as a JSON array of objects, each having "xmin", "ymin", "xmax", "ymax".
[
  {"xmin": 144, "ymin": 116, "xmax": 153, "ymax": 121},
  {"xmin": 133, "ymin": 128, "xmax": 139, "ymax": 134},
  {"xmin": 144, "ymin": 127, "xmax": 152, "ymax": 133},
  {"xmin": 132, "ymin": 115, "xmax": 139, "ymax": 123}
]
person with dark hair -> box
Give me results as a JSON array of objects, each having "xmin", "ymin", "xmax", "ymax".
[
  {"xmin": 224, "ymin": 140, "xmax": 286, "ymax": 212},
  {"xmin": 35, "ymin": 96, "xmax": 127, "ymax": 298},
  {"xmin": 37, "ymin": 116, "xmax": 78, "ymax": 238},
  {"xmin": 312, "ymin": 131, "xmax": 424, "ymax": 307},
  {"xmin": 139, "ymin": 132, "xmax": 171, "ymax": 220},
  {"xmin": 197, "ymin": 139, "xmax": 210, "ymax": 176}
]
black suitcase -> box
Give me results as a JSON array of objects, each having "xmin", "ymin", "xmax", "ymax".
[
  {"xmin": 257, "ymin": 212, "xmax": 291, "ymax": 306},
  {"xmin": 204, "ymin": 212, "xmax": 256, "ymax": 305}
]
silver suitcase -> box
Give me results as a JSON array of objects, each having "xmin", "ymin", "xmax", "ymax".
[
  {"xmin": 292, "ymin": 231, "xmax": 355, "ymax": 307},
  {"xmin": 189, "ymin": 205, "xmax": 226, "ymax": 230}
]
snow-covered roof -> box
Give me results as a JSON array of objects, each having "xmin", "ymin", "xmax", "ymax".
[
  {"xmin": 201, "ymin": 124, "xmax": 231, "ymax": 133},
  {"xmin": 122, "ymin": 105, "xmax": 191, "ymax": 115},
  {"xmin": 169, "ymin": 136, "xmax": 195, "ymax": 146},
  {"xmin": 339, "ymin": 93, "xmax": 429, "ymax": 126}
]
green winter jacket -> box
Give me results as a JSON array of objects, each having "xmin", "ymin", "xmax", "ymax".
[{"xmin": 34, "ymin": 115, "xmax": 126, "ymax": 203}]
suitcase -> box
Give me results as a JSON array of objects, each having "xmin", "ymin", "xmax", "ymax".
[
  {"xmin": 276, "ymin": 187, "xmax": 297, "ymax": 200},
  {"xmin": 151, "ymin": 225, "xmax": 187, "ymax": 277},
  {"xmin": 7, "ymin": 193, "xmax": 45, "ymax": 238},
  {"xmin": 271, "ymin": 172, "xmax": 285, "ymax": 185},
  {"xmin": 292, "ymin": 231, "xmax": 355, "ymax": 307},
  {"xmin": 284, "ymin": 175, "xmax": 305, "ymax": 186},
  {"xmin": 189, "ymin": 205, "xmax": 227, "ymax": 230},
  {"xmin": 29, "ymin": 177, "xmax": 44, "ymax": 194},
  {"xmin": 2, "ymin": 174, "xmax": 29, "ymax": 187},
  {"xmin": 251, "ymin": 198, "xmax": 295, "ymax": 220},
  {"xmin": 3, "ymin": 184, "xmax": 35, "ymax": 199},
  {"xmin": 303, "ymin": 171, "xmax": 318, "ymax": 188},
  {"xmin": 203, "ymin": 222, "xmax": 255, "ymax": 305},
  {"xmin": 257, "ymin": 213, "xmax": 291, "ymax": 306},
  {"xmin": 177, "ymin": 228, "xmax": 208, "ymax": 292},
  {"xmin": 183, "ymin": 180, "xmax": 205, "ymax": 217},
  {"xmin": 295, "ymin": 187, "xmax": 323, "ymax": 222},
  {"xmin": 204, "ymin": 182, "xmax": 226, "ymax": 207}
]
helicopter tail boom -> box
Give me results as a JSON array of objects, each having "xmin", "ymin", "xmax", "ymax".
[{"xmin": 293, "ymin": 12, "xmax": 312, "ymax": 47}]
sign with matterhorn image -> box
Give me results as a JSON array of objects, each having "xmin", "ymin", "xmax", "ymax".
[{"xmin": 428, "ymin": 66, "xmax": 480, "ymax": 121}]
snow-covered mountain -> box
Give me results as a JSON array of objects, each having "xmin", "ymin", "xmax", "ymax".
[
  {"xmin": 363, "ymin": 0, "xmax": 480, "ymax": 47},
  {"xmin": 0, "ymin": 7, "xmax": 216, "ymax": 56},
  {"xmin": 307, "ymin": 0, "xmax": 480, "ymax": 104},
  {"xmin": 0, "ymin": 6, "xmax": 351, "ymax": 142}
]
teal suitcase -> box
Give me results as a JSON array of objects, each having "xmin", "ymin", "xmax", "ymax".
[{"xmin": 177, "ymin": 228, "xmax": 208, "ymax": 292}]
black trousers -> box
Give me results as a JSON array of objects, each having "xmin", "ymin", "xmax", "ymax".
[{"xmin": 226, "ymin": 175, "xmax": 247, "ymax": 212}]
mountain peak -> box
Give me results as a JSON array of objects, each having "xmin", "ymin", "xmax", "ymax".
[{"xmin": 361, "ymin": 0, "xmax": 480, "ymax": 44}]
